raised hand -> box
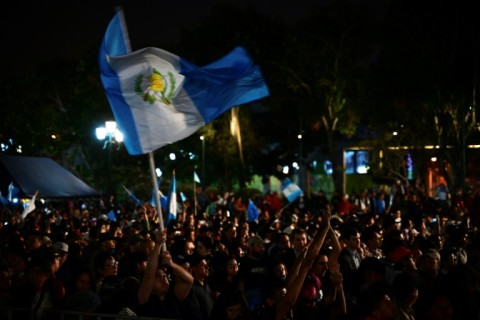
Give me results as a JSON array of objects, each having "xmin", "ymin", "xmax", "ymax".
[
  {"xmin": 154, "ymin": 228, "xmax": 167, "ymax": 245},
  {"xmin": 160, "ymin": 250, "xmax": 173, "ymax": 267}
]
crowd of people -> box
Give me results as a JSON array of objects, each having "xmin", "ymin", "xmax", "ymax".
[{"xmin": 0, "ymin": 180, "xmax": 480, "ymax": 320}]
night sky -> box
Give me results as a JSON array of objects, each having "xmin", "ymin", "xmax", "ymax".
[{"xmin": 1, "ymin": 0, "xmax": 331, "ymax": 77}]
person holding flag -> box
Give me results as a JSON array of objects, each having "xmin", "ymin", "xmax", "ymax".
[{"xmin": 98, "ymin": 8, "xmax": 269, "ymax": 233}]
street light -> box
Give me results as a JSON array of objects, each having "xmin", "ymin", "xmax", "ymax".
[
  {"xmin": 95, "ymin": 121, "xmax": 123, "ymax": 194},
  {"xmin": 96, "ymin": 121, "xmax": 124, "ymax": 148},
  {"xmin": 297, "ymin": 132, "xmax": 303, "ymax": 192},
  {"xmin": 200, "ymin": 135, "xmax": 205, "ymax": 184}
]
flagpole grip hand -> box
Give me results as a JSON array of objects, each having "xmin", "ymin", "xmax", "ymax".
[{"xmin": 154, "ymin": 229, "xmax": 167, "ymax": 251}]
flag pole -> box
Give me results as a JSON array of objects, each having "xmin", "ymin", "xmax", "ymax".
[
  {"xmin": 194, "ymin": 179, "xmax": 198, "ymax": 217},
  {"xmin": 148, "ymin": 152, "xmax": 166, "ymax": 251},
  {"xmin": 148, "ymin": 152, "xmax": 164, "ymax": 228},
  {"xmin": 276, "ymin": 201, "xmax": 293, "ymax": 218}
]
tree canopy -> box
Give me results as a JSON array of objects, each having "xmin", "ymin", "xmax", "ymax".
[{"xmin": 1, "ymin": 0, "xmax": 478, "ymax": 196}]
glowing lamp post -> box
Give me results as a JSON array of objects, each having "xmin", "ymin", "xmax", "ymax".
[
  {"xmin": 200, "ymin": 135, "xmax": 205, "ymax": 184},
  {"xmin": 95, "ymin": 121, "xmax": 123, "ymax": 194}
]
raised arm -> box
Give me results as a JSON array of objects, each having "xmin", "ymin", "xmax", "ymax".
[
  {"xmin": 275, "ymin": 212, "xmax": 331, "ymax": 320},
  {"xmin": 137, "ymin": 229, "xmax": 164, "ymax": 304},
  {"xmin": 162, "ymin": 251, "xmax": 194, "ymax": 302},
  {"xmin": 325, "ymin": 228, "xmax": 347, "ymax": 316},
  {"xmin": 328, "ymin": 226, "xmax": 342, "ymax": 261},
  {"xmin": 284, "ymin": 244, "xmax": 308, "ymax": 289}
]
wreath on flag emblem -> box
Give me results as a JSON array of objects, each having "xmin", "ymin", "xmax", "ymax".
[{"xmin": 135, "ymin": 68, "xmax": 176, "ymax": 105}]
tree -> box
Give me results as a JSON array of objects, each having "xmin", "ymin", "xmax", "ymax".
[
  {"xmin": 269, "ymin": 1, "xmax": 381, "ymax": 193},
  {"xmin": 366, "ymin": 0, "xmax": 479, "ymax": 190}
]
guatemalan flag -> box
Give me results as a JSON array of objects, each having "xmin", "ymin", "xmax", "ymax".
[
  {"xmin": 247, "ymin": 199, "xmax": 259, "ymax": 222},
  {"xmin": 99, "ymin": 9, "xmax": 270, "ymax": 155},
  {"xmin": 165, "ymin": 174, "xmax": 177, "ymax": 228},
  {"xmin": 281, "ymin": 178, "xmax": 303, "ymax": 203}
]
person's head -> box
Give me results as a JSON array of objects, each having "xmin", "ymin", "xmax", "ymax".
[
  {"xmin": 129, "ymin": 251, "xmax": 148, "ymax": 276},
  {"xmin": 222, "ymin": 288, "xmax": 248, "ymax": 320},
  {"xmin": 223, "ymin": 222, "xmax": 237, "ymax": 241},
  {"xmin": 360, "ymin": 257, "xmax": 386, "ymax": 287},
  {"xmin": 98, "ymin": 233, "xmax": 116, "ymax": 252},
  {"xmin": 418, "ymin": 249, "xmax": 441, "ymax": 276},
  {"xmin": 342, "ymin": 227, "xmax": 361, "ymax": 251},
  {"xmin": 237, "ymin": 234, "xmax": 250, "ymax": 250},
  {"xmin": 25, "ymin": 232, "xmax": 44, "ymax": 252},
  {"xmin": 27, "ymin": 256, "xmax": 52, "ymax": 291},
  {"xmin": 439, "ymin": 248, "xmax": 457, "ymax": 272},
  {"xmin": 248, "ymin": 235, "xmax": 266, "ymax": 258},
  {"xmin": 94, "ymin": 252, "xmax": 118, "ymax": 279},
  {"xmin": 52, "ymin": 241, "xmax": 69, "ymax": 266},
  {"xmin": 138, "ymin": 238, "xmax": 155, "ymax": 256},
  {"xmin": 312, "ymin": 254, "xmax": 329, "ymax": 277},
  {"xmin": 184, "ymin": 240, "xmax": 195, "ymax": 256},
  {"xmin": 291, "ymin": 228, "xmax": 307, "ymax": 252},
  {"xmin": 225, "ymin": 257, "xmax": 240, "ymax": 278},
  {"xmin": 263, "ymin": 284, "xmax": 287, "ymax": 309},
  {"xmin": 382, "ymin": 214, "xmax": 398, "ymax": 233},
  {"xmin": 73, "ymin": 266, "xmax": 96, "ymax": 292},
  {"xmin": 238, "ymin": 221, "xmax": 249, "ymax": 237},
  {"xmin": 190, "ymin": 255, "xmax": 209, "ymax": 281},
  {"xmin": 152, "ymin": 268, "xmax": 170, "ymax": 296},
  {"xmin": 279, "ymin": 232, "xmax": 291, "ymax": 249},
  {"xmin": 358, "ymin": 287, "xmax": 395, "ymax": 320},
  {"xmin": 196, "ymin": 236, "xmax": 214, "ymax": 257},
  {"xmin": 273, "ymin": 262, "xmax": 287, "ymax": 280},
  {"xmin": 449, "ymin": 226, "xmax": 469, "ymax": 248},
  {"xmin": 390, "ymin": 245, "xmax": 416, "ymax": 273},
  {"xmin": 362, "ymin": 227, "xmax": 383, "ymax": 250}
]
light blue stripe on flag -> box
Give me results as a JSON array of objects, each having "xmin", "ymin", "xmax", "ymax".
[
  {"xmin": 99, "ymin": 10, "xmax": 269, "ymax": 155},
  {"xmin": 122, "ymin": 185, "xmax": 142, "ymax": 206},
  {"xmin": 281, "ymin": 178, "xmax": 303, "ymax": 203},
  {"xmin": 165, "ymin": 175, "xmax": 177, "ymax": 227},
  {"xmin": 180, "ymin": 192, "xmax": 187, "ymax": 203},
  {"xmin": 194, "ymin": 171, "xmax": 201, "ymax": 184},
  {"xmin": 247, "ymin": 200, "xmax": 259, "ymax": 222}
]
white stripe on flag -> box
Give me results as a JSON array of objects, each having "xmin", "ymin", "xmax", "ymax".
[{"xmin": 282, "ymin": 178, "xmax": 303, "ymax": 202}]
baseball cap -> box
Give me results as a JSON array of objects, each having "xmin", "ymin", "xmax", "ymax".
[
  {"xmin": 248, "ymin": 235, "xmax": 265, "ymax": 246},
  {"xmin": 53, "ymin": 242, "xmax": 69, "ymax": 254},
  {"xmin": 423, "ymin": 249, "xmax": 441, "ymax": 261},
  {"xmin": 391, "ymin": 246, "xmax": 412, "ymax": 264}
]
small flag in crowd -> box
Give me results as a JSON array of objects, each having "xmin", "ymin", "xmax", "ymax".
[
  {"xmin": 194, "ymin": 171, "xmax": 201, "ymax": 184},
  {"xmin": 107, "ymin": 210, "xmax": 117, "ymax": 221},
  {"xmin": 180, "ymin": 192, "xmax": 187, "ymax": 203},
  {"xmin": 165, "ymin": 173, "xmax": 177, "ymax": 228},
  {"xmin": 122, "ymin": 185, "xmax": 142, "ymax": 206},
  {"xmin": 247, "ymin": 200, "xmax": 259, "ymax": 222},
  {"xmin": 281, "ymin": 178, "xmax": 303, "ymax": 203},
  {"xmin": 150, "ymin": 190, "xmax": 167, "ymax": 209},
  {"xmin": 21, "ymin": 191, "xmax": 38, "ymax": 220},
  {"xmin": 0, "ymin": 192, "xmax": 9, "ymax": 206},
  {"xmin": 148, "ymin": 178, "xmax": 163, "ymax": 208},
  {"xmin": 98, "ymin": 9, "xmax": 269, "ymax": 155},
  {"xmin": 8, "ymin": 181, "xmax": 19, "ymax": 202}
]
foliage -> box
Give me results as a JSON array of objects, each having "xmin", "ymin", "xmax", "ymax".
[
  {"xmin": 365, "ymin": 0, "xmax": 479, "ymax": 189},
  {"xmin": 1, "ymin": 1, "xmax": 478, "ymax": 197}
]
